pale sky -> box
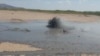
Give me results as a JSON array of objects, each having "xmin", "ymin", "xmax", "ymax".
[{"xmin": 0, "ymin": 0, "xmax": 100, "ymax": 11}]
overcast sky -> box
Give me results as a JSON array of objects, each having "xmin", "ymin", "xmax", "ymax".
[{"xmin": 0, "ymin": 0, "xmax": 100, "ymax": 11}]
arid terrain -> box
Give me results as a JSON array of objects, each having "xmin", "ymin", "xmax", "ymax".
[
  {"xmin": 0, "ymin": 10, "xmax": 100, "ymax": 22},
  {"xmin": 0, "ymin": 42, "xmax": 42, "ymax": 52}
]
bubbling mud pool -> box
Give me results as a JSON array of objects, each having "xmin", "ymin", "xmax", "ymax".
[{"xmin": 0, "ymin": 20, "xmax": 100, "ymax": 53}]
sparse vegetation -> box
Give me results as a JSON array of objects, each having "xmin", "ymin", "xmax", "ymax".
[{"xmin": 0, "ymin": 8, "xmax": 100, "ymax": 16}]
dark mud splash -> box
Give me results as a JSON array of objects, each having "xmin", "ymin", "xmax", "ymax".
[{"xmin": 47, "ymin": 17, "xmax": 68, "ymax": 34}]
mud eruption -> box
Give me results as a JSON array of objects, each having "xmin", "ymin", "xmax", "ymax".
[
  {"xmin": 47, "ymin": 17, "xmax": 61, "ymax": 29},
  {"xmin": 47, "ymin": 17, "xmax": 67, "ymax": 33}
]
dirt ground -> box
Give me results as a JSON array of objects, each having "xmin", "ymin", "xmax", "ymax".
[
  {"xmin": 0, "ymin": 42, "xmax": 42, "ymax": 52},
  {"xmin": 0, "ymin": 10, "xmax": 100, "ymax": 22}
]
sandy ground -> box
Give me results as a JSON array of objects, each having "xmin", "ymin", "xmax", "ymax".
[
  {"xmin": 0, "ymin": 42, "xmax": 42, "ymax": 52},
  {"xmin": 0, "ymin": 10, "xmax": 100, "ymax": 22}
]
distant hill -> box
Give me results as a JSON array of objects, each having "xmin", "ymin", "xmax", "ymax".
[
  {"xmin": 0, "ymin": 4, "xmax": 24, "ymax": 9},
  {"xmin": 0, "ymin": 4, "xmax": 100, "ymax": 16}
]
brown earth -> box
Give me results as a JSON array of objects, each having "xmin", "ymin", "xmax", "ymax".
[
  {"xmin": 0, "ymin": 42, "xmax": 42, "ymax": 52},
  {"xmin": 0, "ymin": 10, "xmax": 100, "ymax": 22}
]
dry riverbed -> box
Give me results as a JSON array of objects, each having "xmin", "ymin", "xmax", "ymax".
[{"xmin": 0, "ymin": 10, "xmax": 100, "ymax": 22}]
